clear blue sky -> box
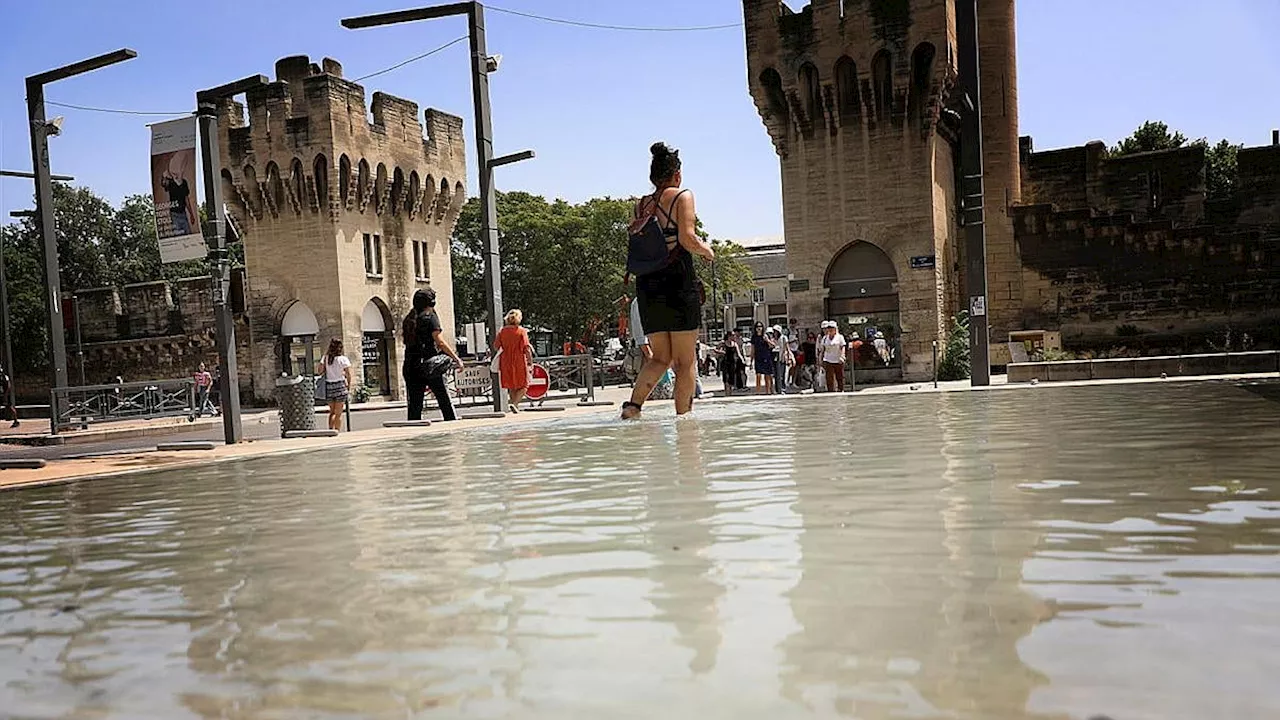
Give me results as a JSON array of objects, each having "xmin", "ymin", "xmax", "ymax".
[{"xmin": 2, "ymin": 0, "xmax": 1278, "ymax": 241}]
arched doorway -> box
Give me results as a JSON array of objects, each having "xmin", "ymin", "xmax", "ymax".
[
  {"xmin": 279, "ymin": 301, "xmax": 320, "ymax": 377},
  {"xmin": 361, "ymin": 299, "xmax": 393, "ymax": 396},
  {"xmin": 825, "ymin": 242, "xmax": 901, "ymax": 370}
]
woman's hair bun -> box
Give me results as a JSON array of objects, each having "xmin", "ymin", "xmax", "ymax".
[{"xmin": 651, "ymin": 142, "xmax": 671, "ymax": 158}]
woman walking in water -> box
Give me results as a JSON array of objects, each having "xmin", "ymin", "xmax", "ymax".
[
  {"xmin": 315, "ymin": 338, "xmax": 352, "ymax": 431},
  {"xmin": 494, "ymin": 309, "xmax": 534, "ymax": 412},
  {"xmin": 403, "ymin": 288, "xmax": 464, "ymax": 422},
  {"xmin": 621, "ymin": 142, "xmax": 715, "ymax": 419}
]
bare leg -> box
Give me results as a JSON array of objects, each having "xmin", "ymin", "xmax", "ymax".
[
  {"xmin": 669, "ymin": 331, "xmax": 699, "ymax": 415},
  {"xmin": 764, "ymin": 374, "xmax": 774, "ymax": 395},
  {"xmin": 328, "ymin": 401, "xmax": 343, "ymax": 430},
  {"xmin": 625, "ymin": 333, "xmax": 673, "ymax": 418}
]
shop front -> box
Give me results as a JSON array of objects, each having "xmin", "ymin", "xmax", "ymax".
[{"xmin": 361, "ymin": 300, "xmax": 392, "ymax": 397}]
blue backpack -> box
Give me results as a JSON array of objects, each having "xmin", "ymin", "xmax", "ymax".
[{"xmin": 626, "ymin": 190, "xmax": 686, "ymax": 277}]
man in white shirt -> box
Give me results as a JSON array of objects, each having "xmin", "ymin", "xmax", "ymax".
[{"xmin": 819, "ymin": 320, "xmax": 847, "ymax": 392}]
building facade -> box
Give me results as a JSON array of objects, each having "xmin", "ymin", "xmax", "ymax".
[
  {"xmin": 744, "ymin": 0, "xmax": 1021, "ymax": 380},
  {"xmin": 744, "ymin": 0, "xmax": 1279, "ymax": 378},
  {"xmin": 217, "ymin": 56, "xmax": 467, "ymax": 402},
  {"xmin": 715, "ymin": 243, "xmax": 791, "ymax": 340}
]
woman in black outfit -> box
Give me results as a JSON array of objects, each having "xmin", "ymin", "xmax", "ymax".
[
  {"xmin": 622, "ymin": 142, "xmax": 716, "ymax": 419},
  {"xmin": 403, "ymin": 288, "xmax": 464, "ymax": 421}
]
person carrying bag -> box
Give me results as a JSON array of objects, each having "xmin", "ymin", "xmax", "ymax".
[{"xmin": 402, "ymin": 288, "xmax": 464, "ymax": 422}]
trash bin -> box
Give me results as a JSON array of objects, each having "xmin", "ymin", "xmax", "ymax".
[{"xmin": 275, "ymin": 375, "xmax": 317, "ymax": 437}]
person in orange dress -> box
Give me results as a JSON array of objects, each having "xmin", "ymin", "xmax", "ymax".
[{"xmin": 495, "ymin": 309, "xmax": 534, "ymax": 412}]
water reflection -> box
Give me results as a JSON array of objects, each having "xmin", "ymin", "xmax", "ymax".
[{"xmin": 0, "ymin": 381, "xmax": 1277, "ymax": 718}]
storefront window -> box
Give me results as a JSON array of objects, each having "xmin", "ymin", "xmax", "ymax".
[{"xmin": 362, "ymin": 333, "xmax": 390, "ymax": 396}]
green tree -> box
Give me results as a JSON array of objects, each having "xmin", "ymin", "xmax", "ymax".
[
  {"xmin": 1204, "ymin": 139, "xmax": 1242, "ymax": 202},
  {"xmin": 1, "ymin": 183, "xmax": 216, "ymax": 373},
  {"xmin": 936, "ymin": 312, "xmax": 971, "ymax": 381},
  {"xmin": 1110, "ymin": 121, "xmax": 1189, "ymax": 156},
  {"xmin": 451, "ymin": 192, "xmax": 755, "ymax": 343},
  {"xmin": 1111, "ymin": 121, "xmax": 1242, "ymax": 201}
]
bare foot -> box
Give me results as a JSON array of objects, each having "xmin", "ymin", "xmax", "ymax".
[{"xmin": 621, "ymin": 402, "xmax": 642, "ymax": 420}]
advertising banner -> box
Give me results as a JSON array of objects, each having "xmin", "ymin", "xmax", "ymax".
[{"xmin": 149, "ymin": 118, "xmax": 205, "ymax": 264}]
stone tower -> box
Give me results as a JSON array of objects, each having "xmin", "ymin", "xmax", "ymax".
[
  {"xmin": 744, "ymin": 0, "xmax": 1021, "ymax": 380},
  {"xmin": 216, "ymin": 56, "xmax": 467, "ymax": 402}
]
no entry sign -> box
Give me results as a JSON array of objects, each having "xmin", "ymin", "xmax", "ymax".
[{"xmin": 527, "ymin": 364, "xmax": 550, "ymax": 400}]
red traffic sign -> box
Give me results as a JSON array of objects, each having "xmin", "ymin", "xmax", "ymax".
[{"xmin": 527, "ymin": 364, "xmax": 550, "ymax": 400}]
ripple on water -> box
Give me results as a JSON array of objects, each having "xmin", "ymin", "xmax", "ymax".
[{"xmin": 0, "ymin": 381, "xmax": 1278, "ymax": 720}]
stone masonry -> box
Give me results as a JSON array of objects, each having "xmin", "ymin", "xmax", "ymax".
[
  {"xmin": 1016, "ymin": 138, "xmax": 1280, "ymax": 353},
  {"xmin": 743, "ymin": 0, "xmax": 1022, "ymax": 381},
  {"xmin": 217, "ymin": 56, "xmax": 466, "ymax": 402}
]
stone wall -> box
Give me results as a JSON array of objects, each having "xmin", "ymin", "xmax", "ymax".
[
  {"xmin": 1017, "ymin": 140, "xmax": 1280, "ymax": 353},
  {"xmin": 11, "ymin": 275, "xmax": 247, "ymax": 404}
]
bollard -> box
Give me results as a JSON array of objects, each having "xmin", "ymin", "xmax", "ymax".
[
  {"xmin": 584, "ymin": 356, "xmax": 596, "ymax": 402},
  {"xmin": 933, "ymin": 340, "xmax": 939, "ymax": 389}
]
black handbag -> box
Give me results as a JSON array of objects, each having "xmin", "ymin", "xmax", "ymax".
[{"xmin": 421, "ymin": 354, "xmax": 454, "ymax": 380}]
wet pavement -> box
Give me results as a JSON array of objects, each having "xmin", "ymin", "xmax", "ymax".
[{"xmin": 1, "ymin": 380, "xmax": 1278, "ymax": 719}]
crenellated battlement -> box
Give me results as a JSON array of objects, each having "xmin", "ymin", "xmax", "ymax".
[
  {"xmin": 216, "ymin": 55, "xmax": 467, "ymax": 229},
  {"xmin": 745, "ymin": 0, "xmax": 959, "ymax": 154}
]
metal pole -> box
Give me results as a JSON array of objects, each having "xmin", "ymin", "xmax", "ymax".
[
  {"xmin": 196, "ymin": 100, "xmax": 244, "ymax": 444},
  {"xmin": 468, "ymin": 3, "xmax": 507, "ymax": 414},
  {"xmin": 73, "ymin": 294, "xmax": 87, "ymax": 429},
  {"xmin": 26, "ymin": 83, "xmax": 69, "ymax": 428},
  {"xmin": 25, "ymin": 49, "xmax": 136, "ymax": 434},
  {"xmin": 73, "ymin": 294, "xmax": 85, "ymax": 386},
  {"xmin": 957, "ymin": 0, "xmax": 991, "ymax": 386},
  {"xmin": 933, "ymin": 339, "xmax": 939, "ymax": 389},
  {"xmin": 711, "ymin": 257, "xmax": 719, "ymax": 340},
  {"xmin": 0, "ymin": 233, "xmax": 16, "ymax": 425}
]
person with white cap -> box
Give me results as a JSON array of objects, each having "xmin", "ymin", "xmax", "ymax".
[
  {"xmin": 818, "ymin": 320, "xmax": 847, "ymax": 392},
  {"xmin": 772, "ymin": 324, "xmax": 792, "ymax": 394}
]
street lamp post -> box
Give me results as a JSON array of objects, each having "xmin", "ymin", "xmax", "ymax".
[
  {"xmin": 26, "ymin": 49, "xmax": 137, "ymax": 433},
  {"xmin": 344, "ymin": 2, "xmax": 534, "ymax": 415},
  {"xmin": 956, "ymin": 0, "xmax": 991, "ymax": 386},
  {"xmin": 195, "ymin": 75, "xmax": 268, "ymax": 445},
  {"xmin": 3, "ymin": 200, "xmax": 70, "ymax": 429}
]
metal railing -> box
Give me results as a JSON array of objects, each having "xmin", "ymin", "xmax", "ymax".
[
  {"xmin": 50, "ymin": 378, "xmax": 197, "ymax": 432},
  {"xmin": 423, "ymin": 354, "xmax": 597, "ymax": 411}
]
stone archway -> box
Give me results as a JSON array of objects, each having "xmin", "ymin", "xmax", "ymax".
[
  {"xmin": 360, "ymin": 298, "xmax": 395, "ymax": 396},
  {"xmin": 278, "ymin": 300, "xmax": 320, "ymax": 377},
  {"xmin": 825, "ymin": 241, "xmax": 901, "ymax": 370}
]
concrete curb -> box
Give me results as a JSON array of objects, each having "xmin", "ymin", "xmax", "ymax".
[
  {"xmin": 0, "ymin": 413, "xmax": 273, "ymax": 447},
  {"xmin": 156, "ymin": 441, "xmax": 218, "ymax": 452},
  {"xmin": 0, "ymin": 400, "xmax": 622, "ymax": 493}
]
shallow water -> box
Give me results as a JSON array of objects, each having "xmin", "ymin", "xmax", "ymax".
[{"xmin": 2, "ymin": 381, "xmax": 1279, "ymax": 719}]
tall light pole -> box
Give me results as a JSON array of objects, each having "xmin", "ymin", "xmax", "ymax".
[
  {"xmin": 195, "ymin": 75, "xmax": 268, "ymax": 445},
  {"xmin": 343, "ymin": 2, "xmax": 533, "ymax": 414},
  {"xmin": 957, "ymin": 0, "xmax": 990, "ymax": 386},
  {"xmin": 26, "ymin": 49, "xmax": 137, "ymax": 432},
  {"xmin": 2, "ymin": 176, "xmax": 72, "ymax": 426}
]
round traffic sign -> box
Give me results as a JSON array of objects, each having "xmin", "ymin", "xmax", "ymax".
[{"xmin": 527, "ymin": 364, "xmax": 550, "ymax": 400}]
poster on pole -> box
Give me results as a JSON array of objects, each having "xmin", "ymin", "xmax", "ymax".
[{"xmin": 149, "ymin": 118, "xmax": 205, "ymax": 264}]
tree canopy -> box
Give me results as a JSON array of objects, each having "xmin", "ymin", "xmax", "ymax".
[
  {"xmin": 1110, "ymin": 121, "xmax": 1242, "ymax": 201},
  {"xmin": 451, "ymin": 192, "xmax": 755, "ymax": 342},
  {"xmin": 1, "ymin": 183, "xmax": 212, "ymax": 372}
]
